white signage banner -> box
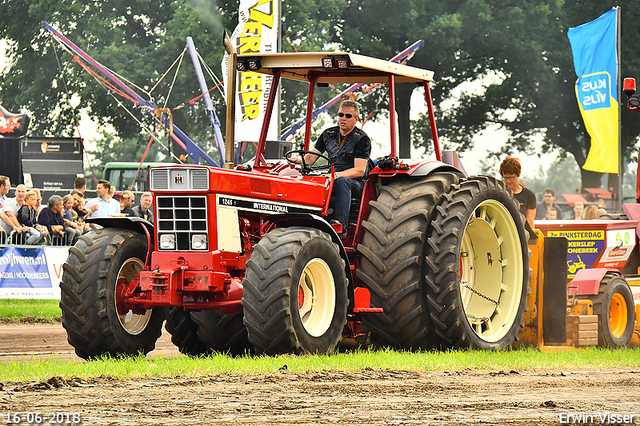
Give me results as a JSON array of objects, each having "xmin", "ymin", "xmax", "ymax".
[
  {"xmin": 223, "ymin": 0, "xmax": 279, "ymax": 144},
  {"xmin": 0, "ymin": 246, "xmax": 68, "ymax": 299}
]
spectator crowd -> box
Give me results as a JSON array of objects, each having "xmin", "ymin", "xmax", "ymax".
[{"xmin": 0, "ymin": 175, "xmax": 154, "ymax": 246}]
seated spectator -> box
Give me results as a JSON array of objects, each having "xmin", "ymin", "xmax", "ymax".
[
  {"xmin": 0, "ymin": 175, "xmax": 24, "ymax": 235},
  {"xmin": 120, "ymin": 190, "xmax": 135, "ymax": 217},
  {"xmin": 62, "ymin": 194, "xmax": 83, "ymax": 244},
  {"xmin": 545, "ymin": 208, "xmax": 557, "ymax": 220},
  {"xmin": 4, "ymin": 184, "xmax": 27, "ymax": 227},
  {"xmin": 132, "ymin": 192, "xmax": 154, "ymax": 222},
  {"xmin": 583, "ymin": 205, "xmax": 598, "ymax": 220},
  {"xmin": 70, "ymin": 189, "xmax": 88, "ymax": 223},
  {"xmin": 572, "ymin": 202, "xmax": 584, "ymax": 220},
  {"xmin": 17, "ymin": 190, "xmax": 47, "ymax": 244},
  {"xmin": 38, "ymin": 195, "xmax": 66, "ymax": 243}
]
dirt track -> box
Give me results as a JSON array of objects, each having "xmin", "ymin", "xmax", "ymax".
[{"xmin": 0, "ymin": 324, "xmax": 639, "ymax": 425}]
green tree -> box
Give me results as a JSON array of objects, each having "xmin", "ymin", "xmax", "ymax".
[
  {"xmin": 0, "ymin": 0, "xmax": 349, "ymax": 166},
  {"xmin": 340, "ymin": 0, "xmax": 640, "ymax": 197}
]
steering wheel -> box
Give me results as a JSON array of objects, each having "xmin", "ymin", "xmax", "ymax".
[{"xmin": 285, "ymin": 149, "xmax": 334, "ymax": 176}]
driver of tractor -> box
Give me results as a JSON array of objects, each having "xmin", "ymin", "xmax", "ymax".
[{"xmin": 287, "ymin": 100, "xmax": 372, "ymax": 233}]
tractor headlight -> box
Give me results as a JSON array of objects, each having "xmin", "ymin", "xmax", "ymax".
[
  {"xmin": 191, "ymin": 234, "xmax": 207, "ymax": 250},
  {"xmin": 159, "ymin": 234, "xmax": 176, "ymax": 250}
]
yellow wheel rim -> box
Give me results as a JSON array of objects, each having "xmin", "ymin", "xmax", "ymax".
[
  {"xmin": 298, "ymin": 258, "xmax": 336, "ymax": 337},
  {"xmin": 460, "ymin": 200, "xmax": 524, "ymax": 343},
  {"xmin": 609, "ymin": 292, "xmax": 628, "ymax": 339}
]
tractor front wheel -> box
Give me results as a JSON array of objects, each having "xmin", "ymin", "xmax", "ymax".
[
  {"xmin": 242, "ymin": 227, "xmax": 348, "ymax": 355},
  {"xmin": 60, "ymin": 229, "xmax": 164, "ymax": 359}
]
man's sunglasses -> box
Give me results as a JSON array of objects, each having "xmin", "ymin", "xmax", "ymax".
[{"xmin": 338, "ymin": 112, "xmax": 354, "ymax": 118}]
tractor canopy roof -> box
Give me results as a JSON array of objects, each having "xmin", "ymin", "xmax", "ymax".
[{"xmin": 236, "ymin": 52, "xmax": 434, "ymax": 84}]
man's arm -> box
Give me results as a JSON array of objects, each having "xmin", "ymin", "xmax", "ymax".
[
  {"xmin": 2, "ymin": 208, "xmax": 23, "ymax": 231},
  {"xmin": 289, "ymin": 148, "xmax": 321, "ymax": 167},
  {"xmin": 0, "ymin": 210, "xmax": 15, "ymax": 229},
  {"xmin": 337, "ymin": 158, "xmax": 368, "ymax": 179}
]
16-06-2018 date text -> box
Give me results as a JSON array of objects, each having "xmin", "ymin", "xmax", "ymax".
[{"xmin": 4, "ymin": 412, "xmax": 81, "ymax": 424}]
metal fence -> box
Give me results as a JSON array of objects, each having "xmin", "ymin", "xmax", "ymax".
[{"xmin": 0, "ymin": 230, "xmax": 74, "ymax": 248}]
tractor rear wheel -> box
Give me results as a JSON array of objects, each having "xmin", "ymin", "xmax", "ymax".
[
  {"xmin": 425, "ymin": 176, "xmax": 530, "ymax": 350},
  {"xmin": 242, "ymin": 227, "xmax": 348, "ymax": 355},
  {"xmin": 356, "ymin": 174, "xmax": 459, "ymax": 349},
  {"xmin": 191, "ymin": 310, "xmax": 253, "ymax": 356},
  {"xmin": 165, "ymin": 307, "xmax": 209, "ymax": 356},
  {"xmin": 591, "ymin": 273, "xmax": 635, "ymax": 348},
  {"xmin": 60, "ymin": 229, "xmax": 164, "ymax": 359}
]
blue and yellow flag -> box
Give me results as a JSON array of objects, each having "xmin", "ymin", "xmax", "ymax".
[{"xmin": 568, "ymin": 8, "xmax": 619, "ymax": 174}]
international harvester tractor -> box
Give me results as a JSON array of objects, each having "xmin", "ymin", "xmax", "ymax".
[{"xmin": 60, "ymin": 48, "xmax": 534, "ymax": 359}]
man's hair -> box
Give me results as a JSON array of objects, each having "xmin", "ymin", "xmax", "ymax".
[
  {"xmin": 98, "ymin": 179, "xmax": 111, "ymax": 191},
  {"xmin": 70, "ymin": 189, "xmax": 83, "ymax": 197},
  {"xmin": 544, "ymin": 189, "xmax": 555, "ymax": 197},
  {"xmin": 74, "ymin": 176, "xmax": 86, "ymax": 189},
  {"xmin": 499, "ymin": 156, "xmax": 521, "ymax": 177},
  {"xmin": 48, "ymin": 194, "xmax": 62, "ymax": 209},
  {"xmin": 340, "ymin": 100, "xmax": 360, "ymax": 118},
  {"xmin": 141, "ymin": 192, "xmax": 152, "ymax": 200},
  {"xmin": 0, "ymin": 175, "xmax": 9, "ymax": 187},
  {"xmin": 25, "ymin": 190, "xmax": 37, "ymax": 201},
  {"xmin": 122, "ymin": 190, "xmax": 135, "ymax": 200}
]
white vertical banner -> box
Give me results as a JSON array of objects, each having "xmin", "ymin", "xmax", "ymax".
[{"xmin": 223, "ymin": 0, "xmax": 279, "ymax": 144}]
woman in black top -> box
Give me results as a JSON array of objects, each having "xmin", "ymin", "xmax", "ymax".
[{"xmin": 499, "ymin": 156, "xmax": 536, "ymax": 228}]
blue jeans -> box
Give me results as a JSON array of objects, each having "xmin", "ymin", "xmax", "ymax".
[
  {"xmin": 331, "ymin": 177, "xmax": 364, "ymax": 230},
  {"xmin": 25, "ymin": 227, "xmax": 44, "ymax": 245}
]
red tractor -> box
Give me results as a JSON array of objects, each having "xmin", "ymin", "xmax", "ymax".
[{"xmin": 60, "ymin": 50, "xmax": 531, "ymax": 359}]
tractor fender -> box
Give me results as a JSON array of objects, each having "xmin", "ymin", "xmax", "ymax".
[
  {"xmin": 408, "ymin": 160, "xmax": 466, "ymax": 178},
  {"xmin": 87, "ymin": 216, "xmax": 153, "ymax": 236},
  {"xmin": 269, "ymin": 213, "xmax": 354, "ymax": 294},
  {"xmin": 87, "ymin": 217, "xmax": 154, "ymax": 266},
  {"xmin": 570, "ymin": 268, "xmax": 609, "ymax": 296}
]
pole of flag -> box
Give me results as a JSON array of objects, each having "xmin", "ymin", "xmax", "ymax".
[{"xmin": 617, "ymin": 6, "xmax": 623, "ymax": 209}]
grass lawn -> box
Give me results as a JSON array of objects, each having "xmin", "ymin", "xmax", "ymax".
[{"xmin": 0, "ymin": 298, "xmax": 61, "ymax": 323}]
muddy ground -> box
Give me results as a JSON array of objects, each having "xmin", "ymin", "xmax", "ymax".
[{"xmin": 0, "ymin": 324, "xmax": 638, "ymax": 425}]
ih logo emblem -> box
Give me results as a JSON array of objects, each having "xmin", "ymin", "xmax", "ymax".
[{"xmin": 174, "ymin": 174, "xmax": 183, "ymax": 185}]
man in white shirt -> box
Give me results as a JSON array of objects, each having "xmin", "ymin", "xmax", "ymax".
[
  {"xmin": 84, "ymin": 180, "xmax": 121, "ymax": 221},
  {"xmin": 0, "ymin": 176, "xmax": 25, "ymax": 235},
  {"xmin": 4, "ymin": 184, "xmax": 27, "ymax": 226}
]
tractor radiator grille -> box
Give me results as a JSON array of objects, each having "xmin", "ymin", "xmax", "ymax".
[
  {"xmin": 156, "ymin": 196, "xmax": 208, "ymax": 251},
  {"xmin": 150, "ymin": 168, "xmax": 209, "ymax": 191}
]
